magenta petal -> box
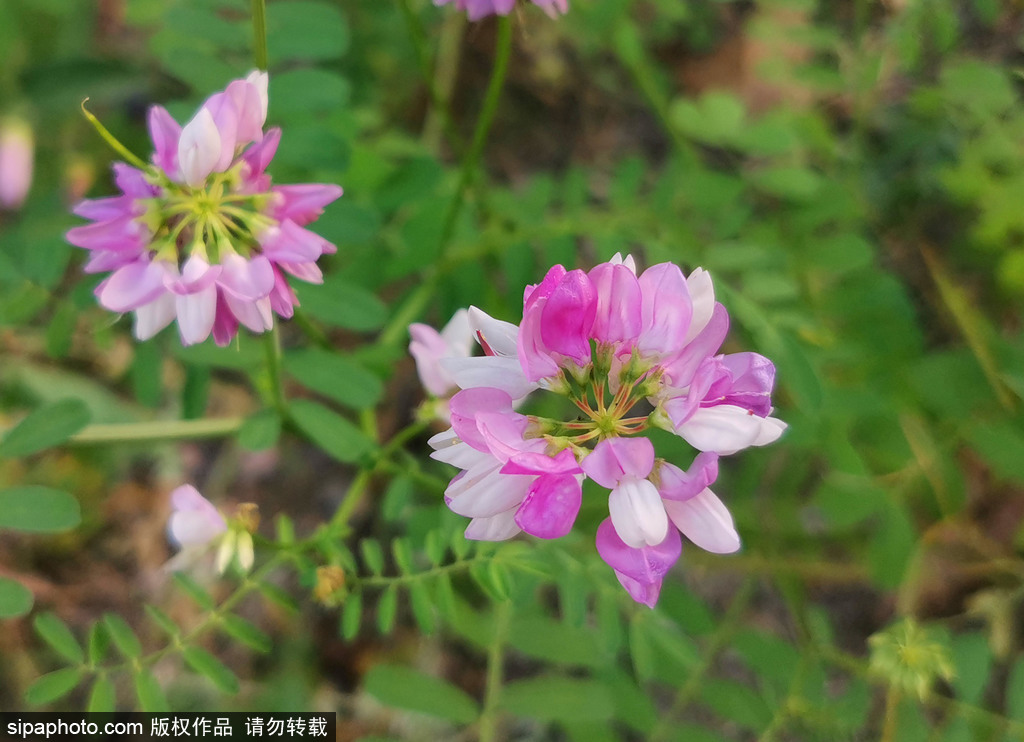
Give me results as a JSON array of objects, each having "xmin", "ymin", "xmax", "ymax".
[
  {"xmin": 260, "ymin": 220, "xmax": 331, "ymax": 262},
  {"xmin": 501, "ymin": 448, "xmax": 580, "ymax": 476},
  {"xmin": 148, "ymin": 105, "xmax": 181, "ymax": 176},
  {"xmin": 581, "ymin": 437, "xmax": 656, "ymax": 489},
  {"xmin": 523, "ymin": 264, "xmax": 567, "ymax": 307},
  {"xmin": 112, "ymin": 163, "xmax": 156, "ymax": 198},
  {"xmin": 595, "ymin": 518, "xmax": 681, "ymax": 585},
  {"xmin": 514, "ymin": 474, "xmax": 582, "ymax": 539},
  {"xmin": 720, "ymin": 352, "xmax": 776, "ymax": 417},
  {"xmin": 657, "ymin": 452, "xmax": 719, "ymax": 502},
  {"xmin": 539, "ymin": 269, "xmax": 596, "ymax": 363},
  {"xmin": 202, "ymin": 90, "xmax": 240, "ymax": 172},
  {"xmin": 662, "ymin": 302, "xmax": 729, "ymax": 387},
  {"xmin": 212, "ymin": 292, "xmax": 240, "ymax": 346},
  {"xmin": 97, "ymin": 260, "xmax": 169, "ymax": 312},
  {"xmin": 66, "ymin": 215, "xmax": 144, "ymax": 251},
  {"xmin": 590, "ymin": 262, "xmax": 642, "ymax": 343},
  {"xmin": 243, "ymin": 127, "xmax": 281, "ymax": 178},
  {"xmin": 517, "ymin": 297, "xmax": 561, "ymax": 382}
]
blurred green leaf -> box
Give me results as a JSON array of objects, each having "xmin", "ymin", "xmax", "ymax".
[
  {"xmin": 25, "ymin": 668, "xmax": 83, "ymax": 706},
  {"xmin": 293, "ymin": 280, "xmax": 387, "ymax": 332},
  {"xmin": 284, "ymin": 349, "xmax": 383, "ymax": 410},
  {"xmin": 184, "ymin": 647, "xmax": 240, "ymax": 694},
  {"xmin": 364, "ymin": 664, "xmax": 479, "ymax": 723},
  {"xmin": 34, "ymin": 612, "xmax": 84, "ymax": 665},
  {"xmin": 0, "ymin": 487, "xmax": 80, "ymax": 533},
  {"xmin": 0, "ymin": 578, "xmax": 33, "ymax": 619},
  {"xmin": 288, "ymin": 399, "xmax": 376, "ymax": 463},
  {"xmin": 267, "ymin": 1, "xmax": 349, "ymax": 61},
  {"xmin": 0, "ymin": 398, "xmax": 91, "ymax": 457},
  {"xmin": 501, "ymin": 676, "xmax": 614, "ymax": 723}
]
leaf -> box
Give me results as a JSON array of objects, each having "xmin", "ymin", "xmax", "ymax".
[
  {"xmin": 294, "ymin": 279, "xmax": 387, "ymax": 332},
  {"xmin": 0, "ymin": 486, "xmax": 80, "ymax": 533},
  {"xmin": 363, "ymin": 664, "xmax": 479, "ymax": 724},
  {"xmin": 172, "ymin": 572, "xmax": 216, "ymax": 610},
  {"xmin": 0, "ymin": 398, "xmax": 91, "ymax": 457},
  {"xmin": 408, "ymin": 581, "xmax": 435, "ymax": 635},
  {"xmin": 144, "ymin": 605, "xmax": 180, "ymax": 638},
  {"xmin": 360, "ymin": 538, "xmax": 385, "ymax": 575},
  {"xmin": 391, "ymin": 538, "xmax": 413, "ymax": 575},
  {"xmin": 236, "ymin": 409, "xmax": 282, "ymax": 451},
  {"xmin": 134, "ymin": 669, "xmax": 169, "ymax": 712},
  {"xmin": 25, "ymin": 668, "xmax": 83, "ymax": 706},
  {"xmin": 87, "ymin": 676, "xmax": 116, "ymax": 712},
  {"xmin": 259, "ymin": 582, "xmax": 299, "ymax": 613},
  {"xmin": 34, "ymin": 612, "xmax": 84, "ymax": 665},
  {"xmin": 0, "ymin": 577, "xmax": 33, "ymax": 619},
  {"xmin": 500, "ymin": 676, "xmax": 615, "ymax": 723},
  {"xmin": 508, "ymin": 615, "xmax": 605, "ymax": 668},
  {"xmin": 376, "ymin": 585, "xmax": 398, "ymax": 634},
  {"xmin": 88, "ymin": 622, "xmax": 109, "ymax": 666},
  {"xmin": 267, "ymin": 0, "xmax": 349, "ymax": 62},
  {"xmin": 220, "ymin": 614, "xmax": 272, "ymax": 654},
  {"xmin": 288, "ymin": 399, "xmax": 376, "ymax": 463},
  {"xmin": 341, "ymin": 590, "xmax": 362, "ymax": 640},
  {"xmin": 183, "ymin": 647, "xmax": 240, "ymax": 694},
  {"xmin": 951, "ymin": 632, "xmax": 991, "ymax": 706},
  {"xmin": 283, "ymin": 349, "xmax": 383, "ymax": 410},
  {"xmin": 103, "ymin": 613, "xmax": 142, "ymax": 659},
  {"xmin": 750, "ymin": 166, "xmax": 823, "ymax": 201}
]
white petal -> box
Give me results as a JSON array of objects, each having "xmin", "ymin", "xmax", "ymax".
[
  {"xmin": 684, "ymin": 268, "xmax": 715, "ymax": 343},
  {"xmin": 442, "ymin": 356, "xmax": 536, "ymax": 399},
  {"xmin": 431, "ymin": 439, "xmax": 493, "ymax": 470},
  {"xmin": 440, "ymin": 308, "xmax": 475, "ymax": 357},
  {"xmin": 134, "ymin": 293, "xmax": 176, "ymax": 340},
  {"xmin": 464, "ymin": 508, "xmax": 521, "ymax": 541},
  {"xmin": 175, "ymin": 285, "xmax": 218, "ymax": 345},
  {"xmin": 678, "ymin": 405, "xmax": 775, "ymax": 456},
  {"xmin": 178, "ymin": 108, "xmax": 221, "ymax": 187},
  {"xmin": 468, "ymin": 306, "xmax": 519, "ymax": 356},
  {"xmin": 608, "ymin": 477, "xmax": 669, "ymax": 548},
  {"xmin": 664, "ymin": 488, "xmax": 740, "ymax": 554}
]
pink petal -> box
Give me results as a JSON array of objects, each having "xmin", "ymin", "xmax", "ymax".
[
  {"xmin": 501, "ymin": 448, "xmax": 580, "ymax": 476},
  {"xmin": 260, "ymin": 220, "xmax": 331, "ymax": 262},
  {"xmin": 539, "ymin": 269, "xmax": 596, "ymax": 363},
  {"xmin": 514, "ymin": 474, "xmax": 582, "ymax": 539},
  {"xmin": 410, "ymin": 322, "xmax": 458, "ymax": 396},
  {"xmin": 445, "ymin": 460, "xmax": 534, "ymax": 517},
  {"xmin": 448, "ymin": 387, "xmax": 516, "ymax": 452},
  {"xmin": 581, "ymin": 437, "xmax": 656, "ymax": 489},
  {"xmin": 271, "ymin": 184, "xmax": 344, "ymax": 225},
  {"xmin": 97, "ymin": 260, "xmax": 169, "ymax": 312},
  {"xmin": 167, "ymin": 484, "xmax": 226, "ymax": 547},
  {"xmin": 441, "ymin": 356, "xmax": 536, "ymax": 400},
  {"xmin": 465, "ymin": 508, "xmax": 521, "ymax": 541},
  {"xmin": 133, "ymin": 292, "xmax": 177, "ymax": 341},
  {"xmin": 615, "ymin": 571, "xmax": 663, "ymax": 608},
  {"xmin": 664, "ymin": 488, "xmax": 740, "ymax": 554},
  {"xmin": 218, "ymin": 253, "xmax": 275, "ymax": 300},
  {"xmin": 637, "ymin": 262, "xmax": 692, "ymax": 357},
  {"xmin": 661, "ymin": 303, "xmax": 729, "ymax": 388},
  {"xmin": 224, "ymin": 292, "xmax": 274, "ymax": 333},
  {"xmin": 589, "ymin": 262, "xmax": 642, "ymax": 343},
  {"xmin": 201, "ymin": 90, "xmax": 240, "ymax": 172},
  {"xmin": 175, "ymin": 284, "xmax": 218, "ymax": 345},
  {"xmin": 148, "ymin": 105, "xmax": 181, "ymax": 176},
  {"xmin": 595, "ymin": 517, "xmax": 681, "ymax": 585},
  {"xmin": 656, "ymin": 452, "xmax": 719, "ymax": 502}
]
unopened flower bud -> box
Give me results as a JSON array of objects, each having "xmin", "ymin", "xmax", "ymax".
[
  {"xmin": 313, "ymin": 565, "xmax": 346, "ymax": 605},
  {"xmin": 868, "ymin": 618, "xmax": 955, "ymax": 700},
  {"xmin": 0, "ymin": 118, "xmax": 34, "ymax": 210}
]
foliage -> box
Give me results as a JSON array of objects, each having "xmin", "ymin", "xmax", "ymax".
[{"xmin": 2, "ymin": 0, "xmax": 1024, "ymax": 739}]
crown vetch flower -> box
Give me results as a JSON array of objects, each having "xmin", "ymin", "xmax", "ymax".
[
  {"xmin": 67, "ymin": 71, "xmax": 342, "ymax": 346},
  {"xmin": 416, "ymin": 254, "xmax": 786, "ymax": 607},
  {"xmin": 434, "ymin": 0, "xmax": 568, "ymax": 20}
]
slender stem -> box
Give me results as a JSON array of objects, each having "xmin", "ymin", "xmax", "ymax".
[
  {"xmin": 67, "ymin": 417, "xmax": 245, "ymax": 445},
  {"xmin": 881, "ymin": 687, "xmax": 901, "ymax": 742},
  {"xmin": 263, "ymin": 326, "xmax": 287, "ymax": 416},
  {"xmin": 478, "ymin": 600, "xmax": 512, "ymax": 742},
  {"xmin": 327, "ymin": 419, "xmax": 430, "ymax": 532},
  {"xmin": 80, "ymin": 100, "xmax": 149, "ymax": 170},
  {"xmin": 251, "ymin": 0, "xmax": 269, "ymax": 70}
]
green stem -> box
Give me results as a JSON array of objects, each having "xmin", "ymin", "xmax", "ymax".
[
  {"xmin": 251, "ymin": 0, "xmax": 269, "ymax": 70},
  {"xmin": 68, "ymin": 417, "xmax": 245, "ymax": 445},
  {"xmin": 327, "ymin": 419, "xmax": 430, "ymax": 532},
  {"xmin": 649, "ymin": 578, "xmax": 755, "ymax": 742},
  {"xmin": 478, "ymin": 600, "xmax": 512, "ymax": 742},
  {"xmin": 263, "ymin": 325, "xmax": 287, "ymax": 416},
  {"xmin": 80, "ymin": 100, "xmax": 149, "ymax": 170},
  {"xmin": 881, "ymin": 687, "xmax": 900, "ymax": 742},
  {"xmin": 398, "ymin": 0, "xmax": 466, "ymax": 155}
]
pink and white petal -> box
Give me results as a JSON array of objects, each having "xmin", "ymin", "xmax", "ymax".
[
  {"xmin": 448, "ymin": 387, "xmax": 516, "ymax": 452},
  {"xmin": 753, "ymin": 416, "xmax": 787, "ymax": 446},
  {"xmin": 441, "ymin": 356, "xmax": 536, "ymax": 399},
  {"xmin": 148, "ymin": 105, "xmax": 181, "ymax": 176},
  {"xmin": 224, "ymin": 292, "xmax": 274, "ymax": 333},
  {"xmin": 178, "ymin": 108, "xmax": 222, "ymax": 187},
  {"xmin": 677, "ymin": 404, "xmax": 775, "ymax": 455},
  {"xmin": 97, "ymin": 260, "xmax": 169, "ymax": 312},
  {"xmin": 175, "ymin": 284, "xmax": 218, "ymax": 345},
  {"xmin": 609, "ymin": 252, "xmax": 637, "ymax": 274},
  {"xmin": 431, "ymin": 439, "xmax": 494, "ymax": 470},
  {"xmin": 595, "ymin": 518, "xmax": 681, "ymax": 584},
  {"xmin": 201, "ymin": 90, "xmax": 240, "ymax": 171},
  {"xmin": 581, "ymin": 437, "xmax": 656, "ymax": 489},
  {"xmin": 637, "ymin": 262, "xmax": 692, "ymax": 356},
  {"xmin": 464, "ymin": 508, "xmax": 521, "ymax": 541},
  {"xmin": 445, "ymin": 463, "xmax": 534, "ymax": 518},
  {"xmin": 468, "ymin": 306, "xmax": 519, "ymax": 356},
  {"xmin": 212, "ymin": 292, "xmax": 240, "ymax": 347},
  {"xmin": 514, "ymin": 474, "xmax": 582, "ymax": 539},
  {"xmin": 608, "ymin": 477, "xmax": 669, "ymax": 548},
  {"xmin": 133, "ymin": 292, "xmax": 177, "ymax": 341},
  {"xmin": 440, "ymin": 308, "xmax": 475, "ymax": 357},
  {"xmin": 664, "ymin": 488, "xmax": 740, "ymax": 554},
  {"xmin": 277, "ymin": 260, "xmax": 324, "ymax": 284},
  {"xmin": 219, "ymin": 253, "xmax": 275, "ymax": 300},
  {"xmin": 271, "ymin": 184, "xmax": 344, "ymax": 225},
  {"xmin": 475, "ymin": 411, "xmax": 539, "ymax": 462},
  {"xmin": 501, "ymin": 448, "xmax": 580, "ymax": 477},
  {"xmin": 245, "ymin": 70, "xmax": 270, "ymax": 124},
  {"xmin": 589, "ymin": 262, "xmax": 642, "ymax": 343},
  {"xmin": 168, "ymin": 484, "xmax": 226, "ymax": 547},
  {"xmin": 661, "ymin": 303, "xmax": 729, "ymax": 388},
  {"xmin": 410, "ymin": 323, "xmax": 457, "ymax": 397},
  {"xmin": 656, "ymin": 452, "xmax": 719, "ymax": 502},
  {"xmin": 683, "ymin": 268, "xmax": 715, "ymax": 343}
]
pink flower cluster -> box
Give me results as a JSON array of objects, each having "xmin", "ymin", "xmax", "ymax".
[
  {"xmin": 411, "ymin": 254, "xmax": 785, "ymax": 606},
  {"xmin": 433, "ymin": 0, "xmax": 568, "ymax": 21},
  {"xmin": 67, "ymin": 72, "xmax": 342, "ymax": 346}
]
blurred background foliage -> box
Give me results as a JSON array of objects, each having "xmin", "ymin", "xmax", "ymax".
[{"xmin": 3, "ymin": 0, "xmax": 1024, "ymax": 739}]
